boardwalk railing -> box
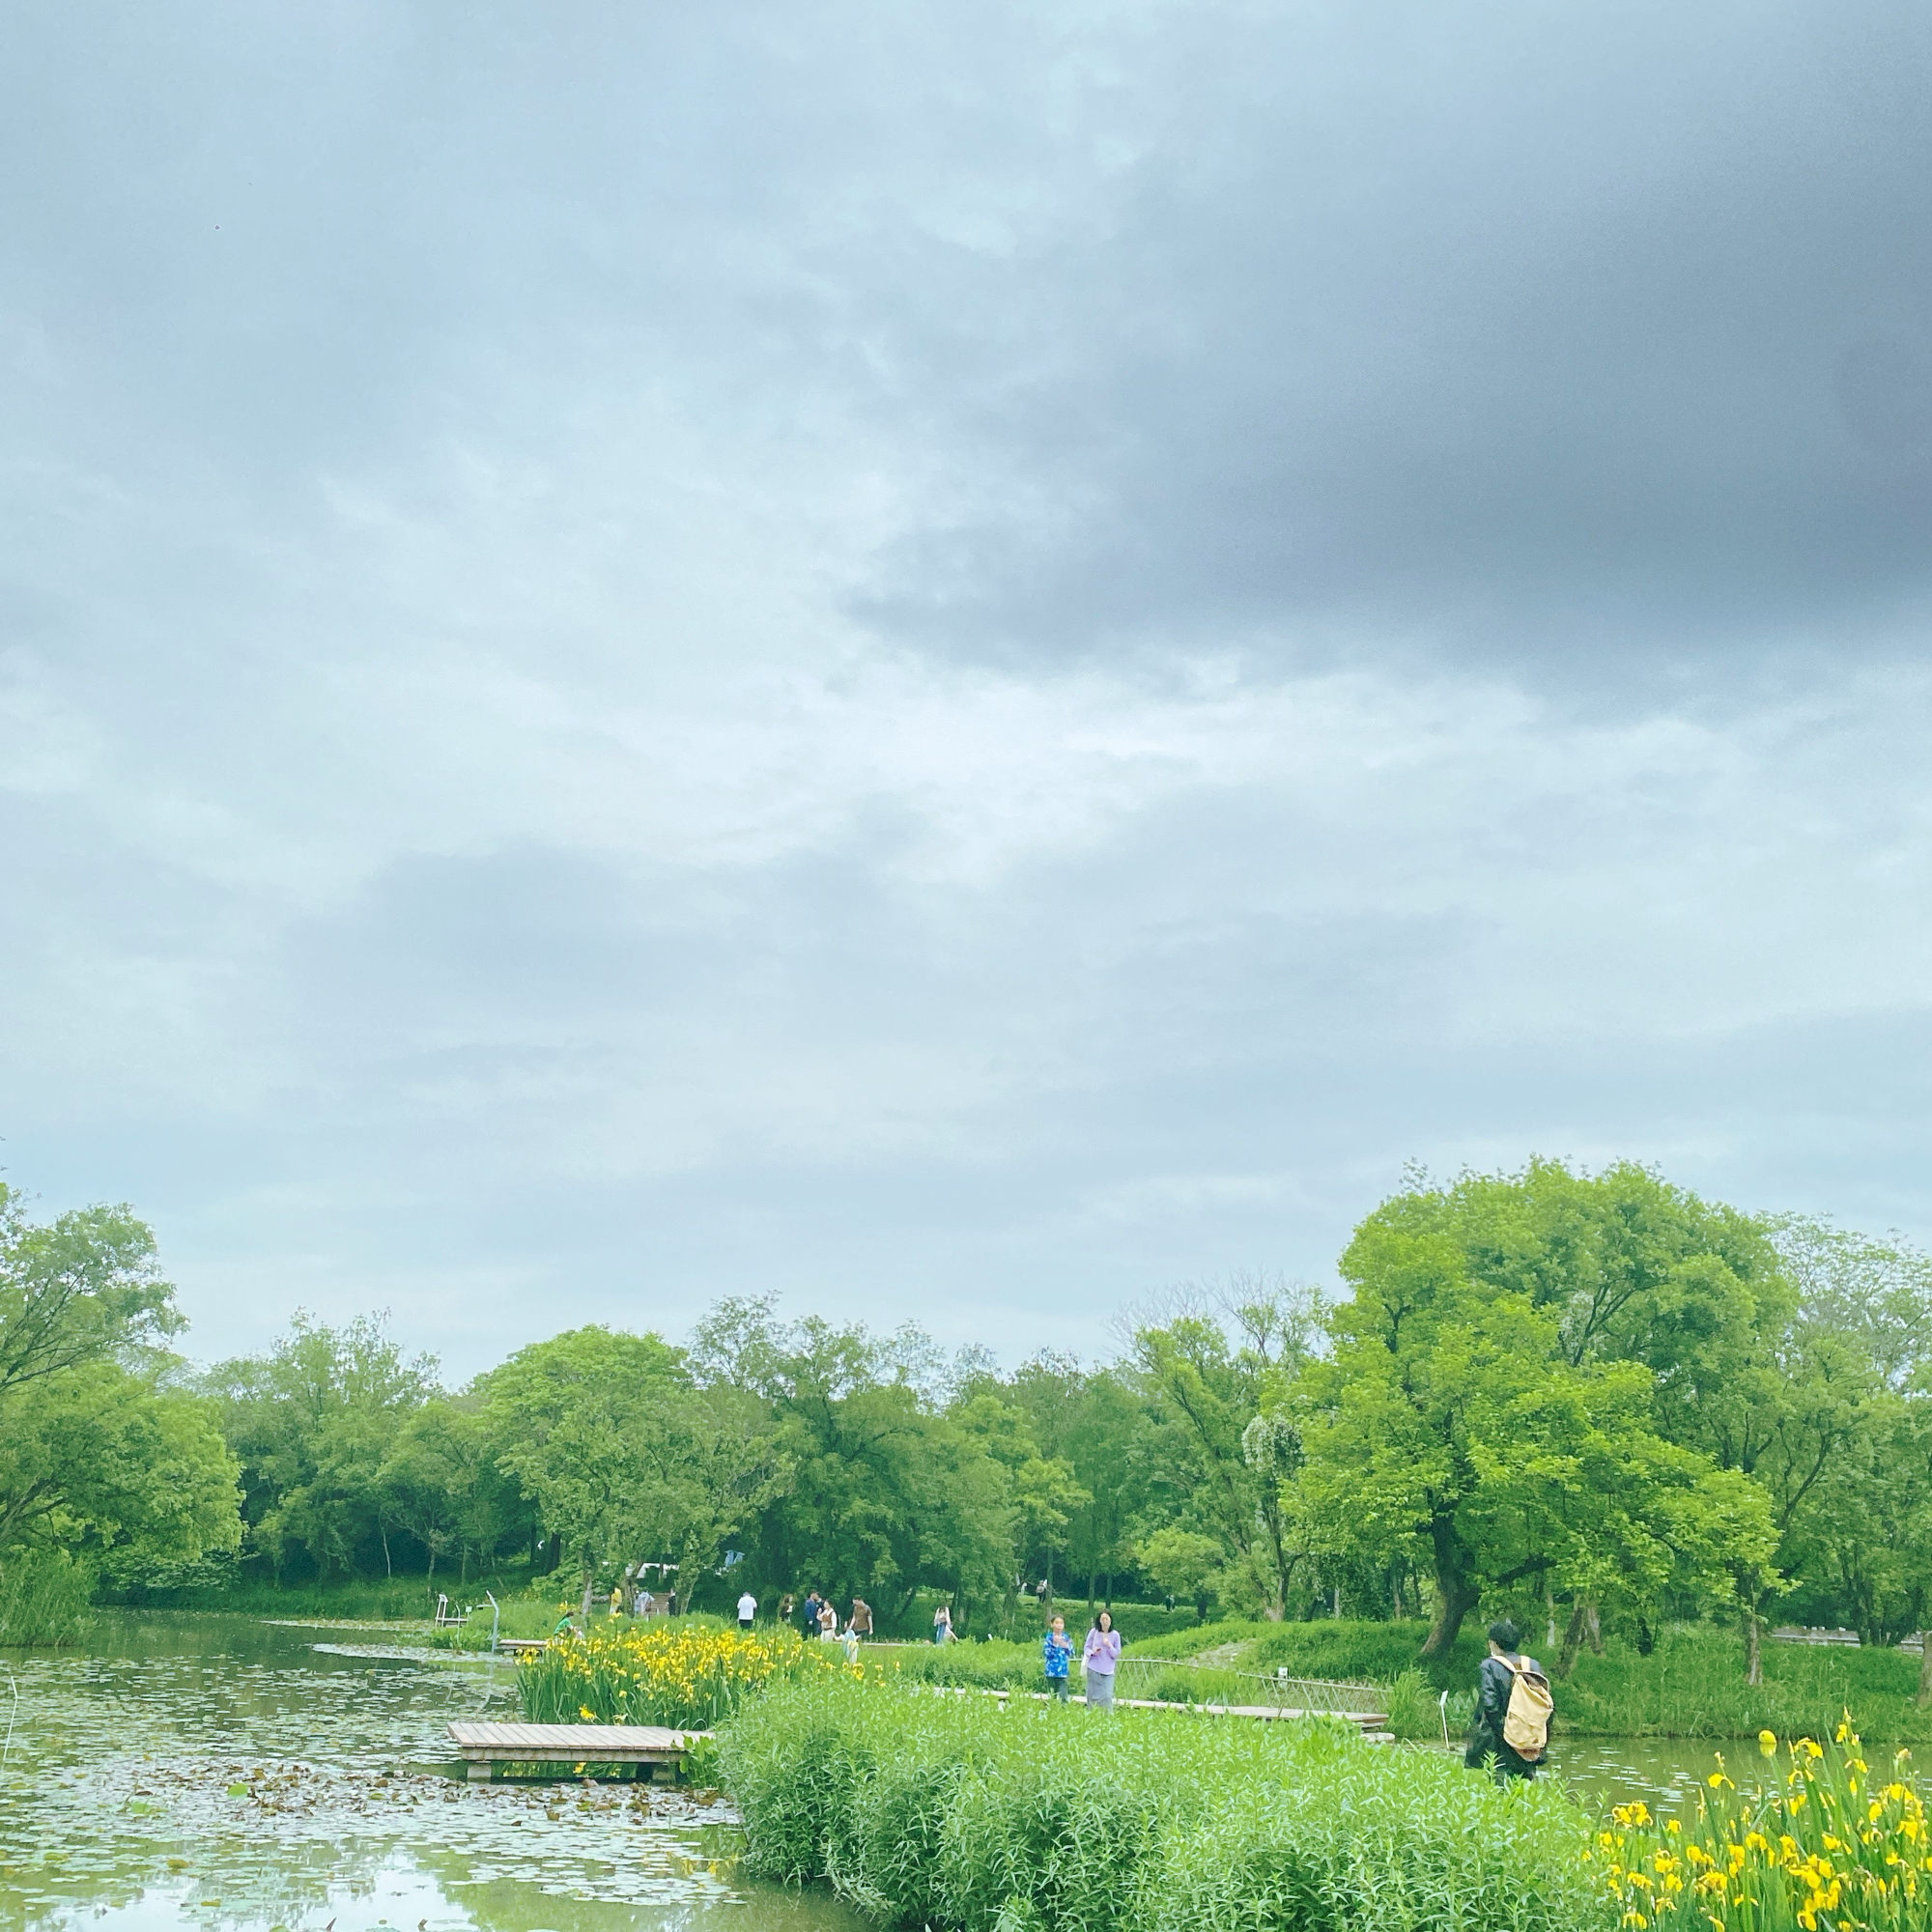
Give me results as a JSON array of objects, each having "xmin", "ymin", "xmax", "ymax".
[{"xmin": 1115, "ymin": 1655, "xmax": 1387, "ymax": 1717}]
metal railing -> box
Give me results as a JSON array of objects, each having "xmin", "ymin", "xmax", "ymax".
[{"xmin": 1115, "ymin": 1655, "xmax": 1386, "ymax": 1716}]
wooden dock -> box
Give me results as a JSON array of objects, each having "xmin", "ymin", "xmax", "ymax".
[{"xmin": 447, "ymin": 1720, "xmax": 704, "ymax": 1781}]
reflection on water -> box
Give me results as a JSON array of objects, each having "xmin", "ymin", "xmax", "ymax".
[{"xmin": 0, "ymin": 1614, "xmax": 864, "ymax": 1932}]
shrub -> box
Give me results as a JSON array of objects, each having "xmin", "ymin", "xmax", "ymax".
[
  {"xmin": 719, "ymin": 1674, "xmax": 1618, "ymax": 1932},
  {"xmin": 1097, "ymin": 1605, "xmax": 1200, "ymax": 1645}
]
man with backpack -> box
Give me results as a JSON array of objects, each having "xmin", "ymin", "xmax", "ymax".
[{"xmin": 1464, "ymin": 1618, "xmax": 1553, "ymax": 1781}]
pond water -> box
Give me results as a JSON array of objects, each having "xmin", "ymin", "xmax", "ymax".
[
  {"xmin": 1, "ymin": 1613, "xmax": 1869, "ymax": 1932},
  {"xmin": 1404, "ymin": 1732, "xmax": 1784, "ymax": 1814},
  {"xmin": 0, "ymin": 1613, "xmax": 865, "ymax": 1932}
]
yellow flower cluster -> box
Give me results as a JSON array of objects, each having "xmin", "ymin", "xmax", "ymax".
[
  {"xmin": 521, "ymin": 1618, "xmax": 866, "ymax": 1730},
  {"xmin": 1584, "ymin": 1718, "xmax": 1927, "ymax": 1932}
]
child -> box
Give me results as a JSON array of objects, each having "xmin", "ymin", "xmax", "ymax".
[{"xmin": 1042, "ymin": 1614, "xmax": 1073, "ymax": 1702}]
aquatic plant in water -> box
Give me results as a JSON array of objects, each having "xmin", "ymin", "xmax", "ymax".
[
  {"xmin": 519, "ymin": 1620, "xmax": 867, "ymax": 1730},
  {"xmin": 1591, "ymin": 1718, "xmax": 1929, "ymax": 1931}
]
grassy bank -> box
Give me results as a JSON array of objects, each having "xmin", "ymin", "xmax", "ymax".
[
  {"xmin": 114, "ymin": 1575, "xmax": 533, "ymax": 1622},
  {"xmin": 719, "ymin": 1674, "xmax": 1613, "ymax": 1932},
  {"xmin": 1559, "ymin": 1627, "xmax": 1928, "ymax": 1740},
  {"xmin": 1122, "ymin": 1618, "xmax": 1932, "ymax": 1741}
]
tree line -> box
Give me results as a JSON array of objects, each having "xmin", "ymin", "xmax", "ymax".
[{"xmin": 4, "ymin": 1160, "xmax": 1929, "ymax": 1678}]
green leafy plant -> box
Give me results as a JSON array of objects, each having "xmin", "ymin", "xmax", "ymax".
[{"xmin": 720, "ymin": 1673, "xmax": 1619, "ymax": 1932}]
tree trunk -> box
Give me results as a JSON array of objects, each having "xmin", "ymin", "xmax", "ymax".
[
  {"xmin": 1418, "ymin": 1520, "xmax": 1479, "ymax": 1658},
  {"xmin": 1745, "ymin": 1604, "xmax": 1762, "ymax": 1686},
  {"xmin": 1420, "ymin": 1577, "xmax": 1478, "ymax": 1655},
  {"xmin": 381, "ymin": 1525, "xmax": 392, "ymax": 1578},
  {"xmin": 1332, "ymin": 1584, "xmax": 1342, "ymax": 1619},
  {"xmin": 580, "ymin": 1568, "xmax": 596, "ymax": 1621},
  {"xmin": 1918, "ymin": 1634, "xmax": 1931, "ymax": 1709},
  {"xmin": 1555, "ymin": 1600, "xmax": 1590, "ymax": 1679},
  {"xmin": 1586, "ymin": 1604, "xmax": 1603, "ymax": 1656}
]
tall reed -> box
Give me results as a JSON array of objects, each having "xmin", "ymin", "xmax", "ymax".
[{"xmin": 0, "ymin": 1548, "xmax": 94, "ymax": 1647}]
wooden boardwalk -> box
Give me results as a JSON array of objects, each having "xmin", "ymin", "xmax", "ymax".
[{"xmin": 447, "ymin": 1720, "xmax": 704, "ymax": 1782}]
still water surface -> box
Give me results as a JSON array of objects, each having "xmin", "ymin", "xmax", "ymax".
[
  {"xmin": 0, "ymin": 1614, "xmax": 1803, "ymax": 1932},
  {"xmin": 2, "ymin": 1614, "xmax": 863, "ymax": 1932}
]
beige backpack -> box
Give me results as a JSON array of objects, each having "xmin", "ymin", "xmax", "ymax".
[{"xmin": 1502, "ymin": 1656, "xmax": 1553, "ymax": 1761}]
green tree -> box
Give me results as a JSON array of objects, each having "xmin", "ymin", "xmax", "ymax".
[
  {"xmin": 0, "ymin": 1183, "xmax": 183, "ymax": 1396},
  {"xmin": 952, "ymin": 1381, "xmax": 1090, "ymax": 1605},
  {"xmin": 379, "ymin": 1398, "xmax": 531, "ymax": 1586},
  {"xmin": 0, "ymin": 1184, "xmax": 239, "ymax": 1591},
  {"xmin": 0, "ymin": 1358, "xmax": 240, "ymax": 1582},
  {"xmin": 1298, "ymin": 1195, "xmax": 1779, "ymax": 1662},
  {"xmin": 1130, "ymin": 1280, "xmax": 1323, "ymax": 1617},
  {"xmin": 1134, "ymin": 1524, "xmax": 1224, "ymax": 1611},
  {"xmin": 485, "ymin": 1325, "xmax": 789, "ymax": 1615},
  {"xmin": 204, "ymin": 1312, "xmax": 439, "ymax": 1580},
  {"xmin": 1004, "ymin": 1358, "xmax": 1159, "ymax": 1605},
  {"xmin": 691, "ymin": 1298, "xmax": 1017, "ymax": 1630}
]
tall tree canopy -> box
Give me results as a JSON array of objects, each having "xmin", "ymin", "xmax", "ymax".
[{"xmin": 0, "ymin": 1184, "xmax": 239, "ymax": 1585}]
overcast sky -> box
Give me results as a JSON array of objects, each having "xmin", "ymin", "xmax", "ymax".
[{"xmin": 5, "ymin": 1, "xmax": 1931, "ymax": 1380}]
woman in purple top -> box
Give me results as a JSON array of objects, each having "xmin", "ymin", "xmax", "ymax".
[{"xmin": 1082, "ymin": 1610, "xmax": 1121, "ymax": 1710}]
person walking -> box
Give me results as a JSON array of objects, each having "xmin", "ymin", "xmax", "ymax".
[
  {"xmin": 818, "ymin": 1598, "xmax": 839, "ymax": 1641},
  {"xmin": 847, "ymin": 1596, "xmax": 872, "ymax": 1641},
  {"xmin": 777, "ymin": 1593, "xmax": 795, "ymax": 1629},
  {"xmin": 736, "ymin": 1587, "xmax": 758, "ymax": 1632},
  {"xmin": 932, "ymin": 1603, "xmax": 953, "ymax": 1643},
  {"xmin": 799, "ymin": 1590, "xmax": 821, "ymax": 1639},
  {"xmin": 1081, "ymin": 1610, "xmax": 1121, "ymax": 1711},
  {"xmin": 1042, "ymin": 1614, "xmax": 1073, "ymax": 1702},
  {"xmin": 1464, "ymin": 1618, "xmax": 1552, "ymax": 1782}
]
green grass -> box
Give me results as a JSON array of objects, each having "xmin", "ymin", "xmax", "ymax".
[
  {"xmin": 718, "ymin": 1674, "xmax": 1617, "ymax": 1932},
  {"xmin": 1120, "ymin": 1615, "xmax": 1484, "ymax": 1681},
  {"xmin": 1136, "ymin": 1616, "xmax": 1932, "ymax": 1740},
  {"xmin": 1117, "ymin": 1616, "xmax": 1282, "ymax": 1662},
  {"xmin": 876, "ymin": 1639, "xmax": 1055, "ymax": 1691},
  {"xmin": 1556, "ymin": 1626, "xmax": 1931, "ymax": 1740}
]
